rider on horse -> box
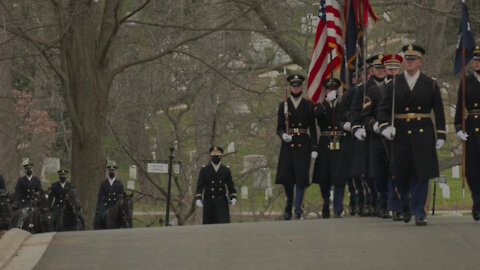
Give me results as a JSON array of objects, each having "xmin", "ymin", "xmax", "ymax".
[
  {"xmin": 48, "ymin": 169, "xmax": 83, "ymax": 229},
  {"xmin": 13, "ymin": 163, "xmax": 42, "ymax": 210},
  {"xmin": 94, "ymin": 163, "xmax": 125, "ymax": 229}
]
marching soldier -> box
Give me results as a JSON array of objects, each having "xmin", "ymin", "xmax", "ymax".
[
  {"xmin": 361, "ymin": 54, "xmax": 403, "ymax": 219},
  {"xmin": 13, "ymin": 163, "xmax": 42, "ymax": 210},
  {"xmin": 276, "ymin": 74, "xmax": 317, "ymax": 220},
  {"xmin": 195, "ymin": 146, "xmax": 237, "ymax": 224},
  {"xmin": 312, "ymin": 78, "xmax": 346, "ymax": 218},
  {"xmin": 378, "ymin": 44, "xmax": 446, "ymax": 226},
  {"xmin": 350, "ymin": 54, "xmax": 386, "ymax": 216},
  {"xmin": 48, "ymin": 170, "xmax": 82, "ymax": 229},
  {"xmin": 0, "ymin": 175, "xmax": 5, "ymax": 191},
  {"xmin": 454, "ymin": 45, "xmax": 480, "ymax": 221},
  {"xmin": 94, "ymin": 163, "xmax": 125, "ymax": 229}
]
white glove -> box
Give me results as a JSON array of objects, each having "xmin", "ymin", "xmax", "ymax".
[
  {"xmin": 456, "ymin": 130, "xmax": 468, "ymax": 141},
  {"xmin": 311, "ymin": 151, "xmax": 318, "ymax": 159},
  {"xmin": 196, "ymin": 199, "xmax": 203, "ymax": 208},
  {"xmin": 373, "ymin": 122, "xmax": 380, "ymax": 134},
  {"xmin": 381, "ymin": 126, "xmax": 396, "ymax": 141},
  {"xmin": 326, "ymin": 90, "xmax": 337, "ymax": 102},
  {"xmin": 282, "ymin": 133, "xmax": 292, "ymax": 143},
  {"xmin": 354, "ymin": 128, "xmax": 366, "ymax": 141},
  {"xmin": 230, "ymin": 198, "xmax": 237, "ymax": 206},
  {"xmin": 342, "ymin": 122, "xmax": 351, "ymax": 132},
  {"xmin": 436, "ymin": 139, "xmax": 445, "ymax": 150}
]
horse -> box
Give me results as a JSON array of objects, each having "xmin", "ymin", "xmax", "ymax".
[
  {"xmin": 104, "ymin": 192, "xmax": 133, "ymax": 229},
  {"xmin": 10, "ymin": 190, "xmax": 54, "ymax": 233},
  {"xmin": 53, "ymin": 188, "xmax": 84, "ymax": 231},
  {"xmin": 0, "ymin": 191, "xmax": 11, "ymax": 230}
]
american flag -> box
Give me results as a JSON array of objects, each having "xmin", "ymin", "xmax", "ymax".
[{"xmin": 307, "ymin": 0, "xmax": 344, "ymax": 103}]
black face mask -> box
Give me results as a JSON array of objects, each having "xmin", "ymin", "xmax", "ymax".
[
  {"xmin": 26, "ymin": 170, "xmax": 33, "ymax": 176},
  {"xmin": 59, "ymin": 176, "xmax": 67, "ymax": 183},
  {"xmin": 108, "ymin": 172, "xmax": 115, "ymax": 179},
  {"xmin": 374, "ymin": 75, "xmax": 384, "ymax": 83},
  {"xmin": 386, "ymin": 75, "xmax": 393, "ymax": 80},
  {"xmin": 290, "ymin": 91, "xmax": 302, "ymax": 98},
  {"xmin": 476, "ymin": 70, "xmax": 480, "ymax": 75},
  {"xmin": 211, "ymin": 156, "xmax": 221, "ymax": 165}
]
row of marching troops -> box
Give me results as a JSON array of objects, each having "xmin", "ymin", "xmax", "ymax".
[
  {"xmin": 0, "ymin": 162, "xmax": 126, "ymax": 230},
  {"xmin": 273, "ymin": 44, "xmax": 480, "ymax": 226}
]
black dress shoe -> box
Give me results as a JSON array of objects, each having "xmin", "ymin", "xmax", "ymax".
[
  {"xmin": 284, "ymin": 211, "xmax": 292, "ymax": 220},
  {"xmin": 380, "ymin": 209, "xmax": 391, "ymax": 219},
  {"xmin": 295, "ymin": 213, "xmax": 304, "ymax": 220},
  {"xmin": 334, "ymin": 212, "xmax": 344, "ymax": 218},
  {"xmin": 415, "ymin": 217, "xmax": 427, "ymax": 226},
  {"xmin": 403, "ymin": 206, "xmax": 412, "ymax": 223},
  {"xmin": 392, "ymin": 211, "xmax": 403, "ymax": 221},
  {"xmin": 349, "ymin": 204, "xmax": 356, "ymax": 216},
  {"xmin": 472, "ymin": 205, "xmax": 480, "ymax": 221},
  {"xmin": 359, "ymin": 205, "xmax": 369, "ymax": 217},
  {"xmin": 322, "ymin": 203, "xmax": 330, "ymax": 219}
]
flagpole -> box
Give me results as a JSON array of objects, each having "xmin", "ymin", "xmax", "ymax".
[
  {"xmin": 344, "ymin": 0, "xmax": 352, "ymax": 90},
  {"xmin": 461, "ymin": 47, "xmax": 466, "ymax": 200},
  {"xmin": 284, "ymin": 67, "xmax": 289, "ymax": 135}
]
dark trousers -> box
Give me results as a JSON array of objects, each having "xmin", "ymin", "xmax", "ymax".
[
  {"xmin": 374, "ymin": 176, "xmax": 389, "ymax": 210},
  {"xmin": 284, "ymin": 184, "xmax": 305, "ymax": 215},
  {"xmin": 397, "ymin": 179, "xmax": 430, "ymax": 219},
  {"xmin": 388, "ymin": 180, "xmax": 402, "ymax": 212},
  {"xmin": 347, "ymin": 177, "xmax": 364, "ymax": 206},
  {"xmin": 333, "ymin": 185, "xmax": 345, "ymax": 214},
  {"xmin": 467, "ymin": 176, "xmax": 480, "ymax": 205},
  {"xmin": 364, "ymin": 177, "xmax": 378, "ymax": 207}
]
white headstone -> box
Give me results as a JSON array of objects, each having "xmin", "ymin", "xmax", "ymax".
[
  {"xmin": 439, "ymin": 183, "xmax": 450, "ymax": 199},
  {"xmin": 265, "ymin": 187, "xmax": 272, "ymax": 200},
  {"xmin": 241, "ymin": 186, "xmax": 248, "ymax": 199},
  {"xmin": 127, "ymin": 180, "xmax": 135, "ymax": 190},
  {"xmin": 452, "ymin": 166, "xmax": 460, "ymax": 178},
  {"xmin": 129, "ymin": 166, "xmax": 137, "ymax": 180},
  {"xmin": 227, "ymin": 142, "xmax": 235, "ymax": 153}
]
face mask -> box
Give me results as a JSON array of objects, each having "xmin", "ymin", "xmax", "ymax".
[
  {"xmin": 290, "ymin": 91, "xmax": 302, "ymax": 98},
  {"xmin": 211, "ymin": 156, "xmax": 221, "ymax": 165},
  {"xmin": 476, "ymin": 70, "xmax": 480, "ymax": 75},
  {"xmin": 26, "ymin": 170, "xmax": 32, "ymax": 176},
  {"xmin": 59, "ymin": 176, "xmax": 67, "ymax": 183},
  {"xmin": 374, "ymin": 75, "xmax": 384, "ymax": 82},
  {"xmin": 108, "ymin": 172, "xmax": 115, "ymax": 179}
]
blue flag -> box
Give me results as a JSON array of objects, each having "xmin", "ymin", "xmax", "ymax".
[
  {"xmin": 454, "ymin": 1, "xmax": 476, "ymax": 74},
  {"xmin": 341, "ymin": 0, "xmax": 359, "ymax": 88}
]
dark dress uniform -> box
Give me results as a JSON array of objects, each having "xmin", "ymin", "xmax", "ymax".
[
  {"xmin": 454, "ymin": 71, "xmax": 480, "ymax": 220},
  {"xmin": 378, "ymin": 67, "xmax": 446, "ymax": 223},
  {"xmin": 48, "ymin": 181, "xmax": 76, "ymax": 227},
  {"xmin": 0, "ymin": 175, "xmax": 5, "ymax": 191},
  {"xmin": 336, "ymin": 87, "xmax": 365, "ymax": 215},
  {"xmin": 195, "ymin": 163, "xmax": 237, "ymax": 224},
  {"xmin": 350, "ymin": 76, "xmax": 383, "ymax": 216},
  {"xmin": 14, "ymin": 175, "xmax": 42, "ymax": 210},
  {"xmin": 312, "ymin": 97, "xmax": 345, "ymax": 217},
  {"xmin": 94, "ymin": 178, "xmax": 125, "ymax": 229},
  {"xmin": 276, "ymin": 95, "xmax": 317, "ymax": 218}
]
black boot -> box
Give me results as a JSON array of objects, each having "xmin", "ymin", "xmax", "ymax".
[
  {"xmin": 415, "ymin": 216, "xmax": 427, "ymax": 226},
  {"xmin": 349, "ymin": 203, "xmax": 356, "ymax": 216},
  {"xmin": 472, "ymin": 203, "xmax": 480, "ymax": 221},
  {"xmin": 284, "ymin": 210, "xmax": 292, "ymax": 220},
  {"xmin": 403, "ymin": 205, "xmax": 412, "ymax": 223},
  {"xmin": 359, "ymin": 204, "xmax": 369, "ymax": 216},
  {"xmin": 392, "ymin": 211, "xmax": 403, "ymax": 221},
  {"xmin": 322, "ymin": 201, "xmax": 330, "ymax": 219},
  {"xmin": 334, "ymin": 211, "xmax": 344, "ymax": 218}
]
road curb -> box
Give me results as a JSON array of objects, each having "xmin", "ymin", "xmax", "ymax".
[{"xmin": 0, "ymin": 228, "xmax": 31, "ymax": 269}]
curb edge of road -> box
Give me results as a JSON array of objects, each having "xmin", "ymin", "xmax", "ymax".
[{"xmin": 0, "ymin": 228, "xmax": 31, "ymax": 269}]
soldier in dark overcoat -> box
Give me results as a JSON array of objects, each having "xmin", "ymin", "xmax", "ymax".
[
  {"xmin": 48, "ymin": 170, "xmax": 82, "ymax": 229},
  {"xmin": 195, "ymin": 146, "xmax": 237, "ymax": 224},
  {"xmin": 313, "ymin": 78, "xmax": 346, "ymax": 218},
  {"xmin": 275, "ymin": 74, "xmax": 318, "ymax": 220},
  {"xmin": 13, "ymin": 163, "xmax": 42, "ymax": 210},
  {"xmin": 350, "ymin": 54, "xmax": 387, "ymax": 216},
  {"xmin": 378, "ymin": 44, "xmax": 446, "ymax": 226},
  {"xmin": 0, "ymin": 175, "xmax": 5, "ymax": 191},
  {"xmin": 454, "ymin": 46, "xmax": 480, "ymax": 221},
  {"xmin": 94, "ymin": 164, "xmax": 125, "ymax": 229},
  {"xmin": 361, "ymin": 54, "xmax": 403, "ymax": 220}
]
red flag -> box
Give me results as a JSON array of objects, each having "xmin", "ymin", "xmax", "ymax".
[{"xmin": 307, "ymin": 0, "xmax": 344, "ymax": 103}]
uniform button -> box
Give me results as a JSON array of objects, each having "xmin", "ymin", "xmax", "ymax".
[
  {"xmin": 405, "ymin": 107, "xmax": 410, "ymax": 112},
  {"xmin": 104, "ymin": 203, "xmax": 107, "ymax": 206},
  {"xmin": 298, "ymin": 144, "xmax": 302, "ymax": 147},
  {"xmin": 475, "ymin": 103, "xmax": 478, "ymax": 107},
  {"xmin": 417, "ymin": 118, "xmax": 421, "ymax": 121},
  {"xmin": 334, "ymin": 126, "xmax": 338, "ymax": 130},
  {"xmin": 299, "ymin": 123, "xmax": 302, "ymax": 126},
  {"xmin": 60, "ymin": 200, "xmax": 63, "ymax": 202},
  {"xmin": 297, "ymin": 133, "xmax": 300, "ymax": 136},
  {"xmin": 219, "ymin": 188, "xmax": 222, "ymax": 191},
  {"xmin": 113, "ymin": 192, "xmax": 116, "ymax": 195},
  {"xmin": 475, "ymin": 115, "xmax": 479, "ymax": 119},
  {"xmin": 22, "ymin": 199, "xmax": 25, "ymax": 202},
  {"xmin": 291, "ymin": 144, "xmax": 294, "ymax": 147},
  {"xmin": 407, "ymin": 130, "xmax": 412, "ymax": 134},
  {"xmin": 328, "ymin": 126, "xmax": 331, "ymax": 129},
  {"xmin": 211, "ymin": 181, "xmax": 214, "ymax": 184},
  {"xmin": 476, "ymin": 128, "xmax": 479, "ymax": 132},
  {"xmin": 211, "ymin": 188, "xmax": 214, "ymax": 191},
  {"xmin": 406, "ymin": 119, "xmax": 411, "ymax": 122},
  {"xmin": 212, "ymin": 195, "xmax": 215, "ymax": 199},
  {"xmin": 417, "ymin": 106, "xmax": 422, "ymax": 110},
  {"xmin": 109, "ymin": 198, "xmax": 111, "ymax": 201},
  {"xmin": 219, "ymin": 181, "xmax": 222, "ymax": 184},
  {"xmin": 419, "ymin": 129, "xmax": 424, "ymax": 133}
]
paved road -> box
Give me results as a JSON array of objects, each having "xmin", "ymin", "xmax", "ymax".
[{"xmin": 29, "ymin": 216, "xmax": 480, "ymax": 270}]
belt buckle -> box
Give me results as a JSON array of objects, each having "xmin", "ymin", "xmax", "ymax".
[
  {"xmin": 293, "ymin": 128, "xmax": 299, "ymax": 133},
  {"xmin": 407, "ymin": 113, "xmax": 415, "ymax": 118}
]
